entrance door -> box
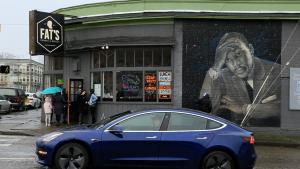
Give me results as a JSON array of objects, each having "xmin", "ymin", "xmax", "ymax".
[{"xmin": 68, "ymin": 79, "xmax": 83, "ymax": 124}]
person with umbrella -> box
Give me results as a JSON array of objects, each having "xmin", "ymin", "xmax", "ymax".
[{"xmin": 52, "ymin": 92, "xmax": 66, "ymax": 126}]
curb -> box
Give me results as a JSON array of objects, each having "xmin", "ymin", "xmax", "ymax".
[
  {"xmin": 0, "ymin": 130, "xmax": 34, "ymax": 137},
  {"xmin": 254, "ymin": 141, "xmax": 300, "ymax": 148}
]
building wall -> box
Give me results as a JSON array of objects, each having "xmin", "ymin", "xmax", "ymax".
[
  {"xmin": 45, "ymin": 17, "xmax": 300, "ymax": 129},
  {"xmin": 281, "ymin": 21, "xmax": 300, "ymax": 129},
  {"xmin": 181, "ymin": 19, "xmax": 282, "ymax": 127},
  {"xmin": 66, "ymin": 24, "xmax": 174, "ymax": 42}
]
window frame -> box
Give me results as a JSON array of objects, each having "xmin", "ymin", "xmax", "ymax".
[
  {"xmin": 104, "ymin": 111, "xmax": 226, "ymax": 132},
  {"xmin": 105, "ymin": 112, "xmax": 167, "ymax": 132},
  {"xmin": 163, "ymin": 112, "xmax": 227, "ymax": 132}
]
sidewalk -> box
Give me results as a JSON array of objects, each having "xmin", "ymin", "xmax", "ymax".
[
  {"xmin": 1, "ymin": 109, "xmax": 300, "ymax": 147},
  {"xmin": 0, "ymin": 108, "xmax": 62, "ymax": 136}
]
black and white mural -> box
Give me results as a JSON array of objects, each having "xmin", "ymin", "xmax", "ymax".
[{"xmin": 182, "ymin": 20, "xmax": 281, "ymax": 127}]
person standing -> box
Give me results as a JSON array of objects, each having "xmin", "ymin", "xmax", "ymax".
[
  {"xmin": 43, "ymin": 96, "xmax": 53, "ymax": 127},
  {"xmin": 52, "ymin": 92, "xmax": 66, "ymax": 125},
  {"xmin": 62, "ymin": 88, "xmax": 68, "ymax": 124},
  {"xmin": 78, "ymin": 90, "xmax": 88, "ymax": 124},
  {"xmin": 88, "ymin": 89, "xmax": 97, "ymax": 124}
]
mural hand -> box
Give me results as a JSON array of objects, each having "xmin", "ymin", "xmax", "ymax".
[{"xmin": 220, "ymin": 96, "xmax": 243, "ymax": 114}]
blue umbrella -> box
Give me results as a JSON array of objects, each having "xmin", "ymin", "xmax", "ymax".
[{"xmin": 42, "ymin": 87, "xmax": 62, "ymax": 95}]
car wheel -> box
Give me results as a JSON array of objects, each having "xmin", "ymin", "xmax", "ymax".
[
  {"xmin": 202, "ymin": 151, "xmax": 235, "ymax": 169},
  {"xmin": 54, "ymin": 143, "xmax": 89, "ymax": 169}
]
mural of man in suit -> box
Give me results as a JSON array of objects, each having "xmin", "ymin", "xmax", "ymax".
[{"xmin": 199, "ymin": 32, "xmax": 280, "ymax": 126}]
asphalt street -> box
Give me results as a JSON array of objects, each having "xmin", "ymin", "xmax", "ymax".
[
  {"xmin": 0, "ymin": 134, "xmax": 299, "ymax": 169},
  {"xmin": 0, "ymin": 109, "xmax": 300, "ymax": 169}
]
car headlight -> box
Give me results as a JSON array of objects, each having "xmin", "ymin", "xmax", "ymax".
[{"xmin": 42, "ymin": 132, "xmax": 63, "ymax": 143}]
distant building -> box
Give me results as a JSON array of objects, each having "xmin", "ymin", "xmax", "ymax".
[{"xmin": 0, "ymin": 59, "xmax": 43, "ymax": 92}]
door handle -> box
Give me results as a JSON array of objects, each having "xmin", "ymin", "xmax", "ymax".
[
  {"xmin": 196, "ymin": 136, "xmax": 208, "ymax": 140},
  {"xmin": 146, "ymin": 136, "xmax": 157, "ymax": 139},
  {"xmin": 91, "ymin": 138, "xmax": 100, "ymax": 142}
]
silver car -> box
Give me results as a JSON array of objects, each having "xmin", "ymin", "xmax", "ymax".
[
  {"xmin": 0, "ymin": 95, "xmax": 11, "ymax": 114},
  {"xmin": 25, "ymin": 93, "xmax": 41, "ymax": 109}
]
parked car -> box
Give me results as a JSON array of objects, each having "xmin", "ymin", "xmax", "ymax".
[
  {"xmin": 36, "ymin": 108, "xmax": 256, "ymax": 169},
  {"xmin": 0, "ymin": 94, "xmax": 11, "ymax": 114},
  {"xmin": 0, "ymin": 88, "xmax": 26, "ymax": 111},
  {"xmin": 25, "ymin": 92, "xmax": 42, "ymax": 109}
]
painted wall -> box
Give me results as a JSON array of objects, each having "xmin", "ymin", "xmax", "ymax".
[{"xmin": 182, "ymin": 19, "xmax": 282, "ymax": 127}]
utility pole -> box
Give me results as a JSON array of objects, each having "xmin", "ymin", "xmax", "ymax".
[{"xmin": 29, "ymin": 55, "xmax": 32, "ymax": 92}]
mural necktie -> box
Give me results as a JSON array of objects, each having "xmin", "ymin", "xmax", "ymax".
[{"xmin": 245, "ymin": 81, "xmax": 253, "ymax": 103}]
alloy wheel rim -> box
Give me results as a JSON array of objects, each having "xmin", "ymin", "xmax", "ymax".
[
  {"xmin": 58, "ymin": 146, "xmax": 85, "ymax": 169},
  {"xmin": 205, "ymin": 153, "xmax": 232, "ymax": 169}
]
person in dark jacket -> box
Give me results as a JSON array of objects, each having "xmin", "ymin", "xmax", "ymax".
[
  {"xmin": 78, "ymin": 90, "xmax": 88, "ymax": 124},
  {"xmin": 52, "ymin": 92, "xmax": 66, "ymax": 125}
]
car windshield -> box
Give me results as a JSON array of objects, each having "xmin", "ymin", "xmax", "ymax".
[
  {"xmin": 89, "ymin": 110, "xmax": 133, "ymax": 129},
  {"xmin": 0, "ymin": 89, "xmax": 16, "ymax": 96}
]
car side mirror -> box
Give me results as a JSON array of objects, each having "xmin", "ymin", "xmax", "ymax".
[{"xmin": 109, "ymin": 125, "xmax": 124, "ymax": 134}]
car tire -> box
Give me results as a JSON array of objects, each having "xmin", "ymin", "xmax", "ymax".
[
  {"xmin": 202, "ymin": 151, "xmax": 235, "ymax": 169},
  {"xmin": 54, "ymin": 143, "xmax": 89, "ymax": 169}
]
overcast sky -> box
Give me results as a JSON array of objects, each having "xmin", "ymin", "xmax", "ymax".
[{"xmin": 0, "ymin": 0, "xmax": 109, "ymax": 63}]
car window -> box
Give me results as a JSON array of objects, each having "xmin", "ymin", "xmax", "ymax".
[
  {"xmin": 116, "ymin": 113, "xmax": 165, "ymax": 131},
  {"xmin": 89, "ymin": 110, "xmax": 133, "ymax": 129},
  {"xmin": 18, "ymin": 89, "xmax": 25, "ymax": 96},
  {"xmin": 0, "ymin": 89, "xmax": 16, "ymax": 96},
  {"xmin": 206, "ymin": 119, "xmax": 223, "ymax": 129},
  {"xmin": 167, "ymin": 113, "xmax": 208, "ymax": 131},
  {"xmin": 0, "ymin": 95, "xmax": 6, "ymax": 100}
]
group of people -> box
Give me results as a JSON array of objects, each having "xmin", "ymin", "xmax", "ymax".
[{"xmin": 43, "ymin": 89, "xmax": 97, "ymax": 127}]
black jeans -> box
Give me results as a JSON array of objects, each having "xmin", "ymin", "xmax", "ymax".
[{"xmin": 90, "ymin": 106, "xmax": 96, "ymax": 124}]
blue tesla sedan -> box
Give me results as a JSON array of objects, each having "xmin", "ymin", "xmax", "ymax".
[{"xmin": 36, "ymin": 108, "xmax": 256, "ymax": 169}]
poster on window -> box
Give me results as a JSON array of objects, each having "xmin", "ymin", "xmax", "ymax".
[
  {"xmin": 159, "ymin": 71, "xmax": 172, "ymax": 101},
  {"xmin": 94, "ymin": 84, "xmax": 101, "ymax": 97},
  {"xmin": 145, "ymin": 72, "xmax": 157, "ymax": 102}
]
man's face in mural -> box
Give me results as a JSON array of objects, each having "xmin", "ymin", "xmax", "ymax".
[{"xmin": 222, "ymin": 38, "xmax": 253, "ymax": 79}]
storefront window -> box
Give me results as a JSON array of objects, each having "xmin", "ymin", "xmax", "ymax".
[
  {"xmin": 153, "ymin": 47, "xmax": 162, "ymax": 67},
  {"xmin": 163, "ymin": 48, "xmax": 171, "ymax": 66},
  {"xmin": 144, "ymin": 48, "xmax": 152, "ymax": 67},
  {"xmin": 126, "ymin": 48, "xmax": 134, "ymax": 67},
  {"xmin": 145, "ymin": 71, "xmax": 157, "ymax": 102},
  {"xmin": 92, "ymin": 72, "xmax": 101, "ymax": 97},
  {"xmin": 117, "ymin": 71, "xmax": 143, "ymax": 102},
  {"xmin": 53, "ymin": 56, "xmax": 64, "ymax": 70},
  {"xmin": 91, "ymin": 46, "xmax": 172, "ymax": 103},
  {"xmin": 116, "ymin": 48, "xmax": 126, "ymax": 67},
  {"xmin": 103, "ymin": 71, "xmax": 113, "ymax": 101},
  {"xmin": 93, "ymin": 50, "xmax": 114, "ymax": 68},
  {"xmin": 43, "ymin": 74, "xmax": 63, "ymax": 88},
  {"xmin": 91, "ymin": 72, "xmax": 113, "ymax": 101},
  {"xmin": 135, "ymin": 48, "xmax": 143, "ymax": 67}
]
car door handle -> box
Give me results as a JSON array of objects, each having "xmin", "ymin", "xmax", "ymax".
[
  {"xmin": 91, "ymin": 138, "xmax": 100, "ymax": 142},
  {"xmin": 146, "ymin": 136, "xmax": 157, "ymax": 139},
  {"xmin": 196, "ymin": 136, "xmax": 208, "ymax": 140}
]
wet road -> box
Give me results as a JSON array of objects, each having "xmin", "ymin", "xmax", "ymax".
[
  {"xmin": 0, "ymin": 135, "xmax": 43, "ymax": 169},
  {"xmin": 0, "ymin": 134, "xmax": 299, "ymax": 169}
]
